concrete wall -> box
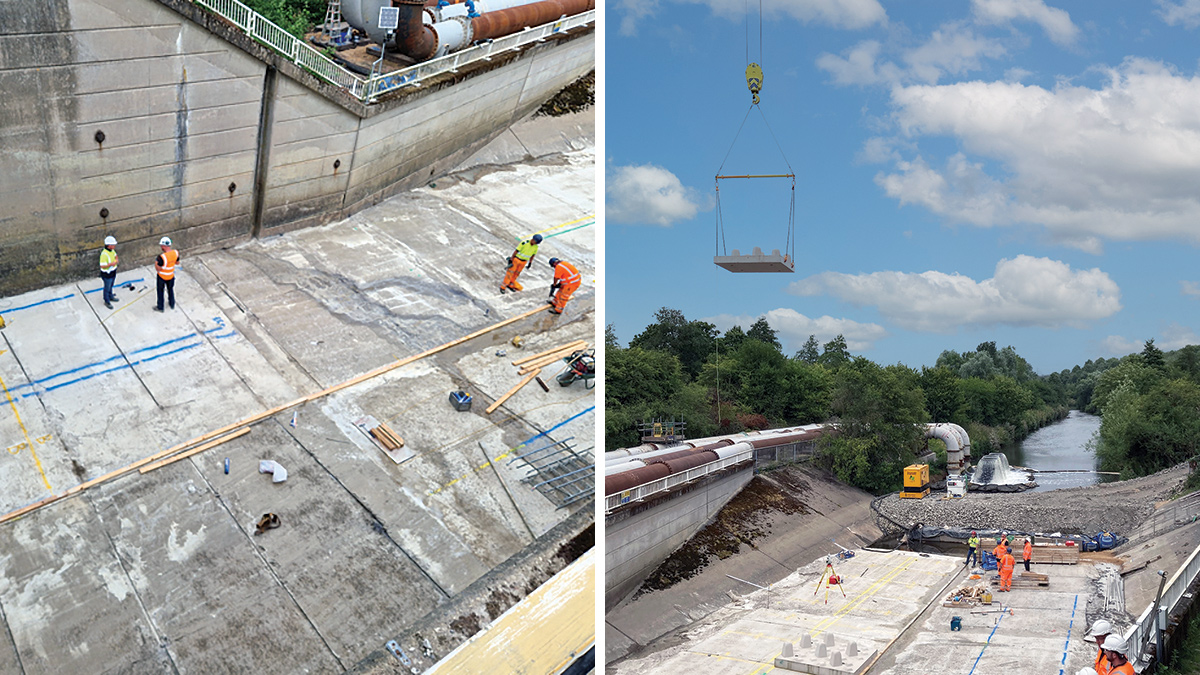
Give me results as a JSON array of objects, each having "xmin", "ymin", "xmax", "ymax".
[
  {"xmin": 0, "ymin": 0, "xmax": 594, "ymax": 295},
  {"xmin": 605, "ymin": 467, "xmax": 755, "ymax": 609}
]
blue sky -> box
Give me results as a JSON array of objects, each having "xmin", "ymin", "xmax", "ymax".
[{"xmin": 604, "ymin": 0, "xmax": 1200, "ymax": 375}]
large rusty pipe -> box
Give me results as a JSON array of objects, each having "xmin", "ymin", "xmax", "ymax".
[
  {"xmin": 470, "ymin": 0, "xmax": 593, "ymax": 42},
  {"xmin": 393, "ymin": 0, "xmax": 438, "ymax": 61}
]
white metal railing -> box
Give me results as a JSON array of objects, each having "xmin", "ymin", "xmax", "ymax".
[
  {"xmin": 1126, "ymin": 533, "xmax": 1200, "ymax": 668},
  {"xmin": 362, "ymin": 10, "xmax": 596, "ymax": 100},
  {"xmin": 190, "ymin": 0, "xmax": 594, "ymax": 103},
  {"xmin": 604, "ymin": 448, "xmax": 755, "ymax": 514}
]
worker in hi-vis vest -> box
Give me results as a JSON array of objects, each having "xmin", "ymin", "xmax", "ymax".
[
  {"xmin": 1087, "ymin": 619, "xmax": 1112, "ymax": 675},
  {"xmin": 1101, "ymin": 634, "xmax": 1134, "ymax": 674},
  {"xmin": 154, "ymin": 236, "xmax": 179, "ymax": 312},
  {"xmin": 99, "ymin": 236, "xmax": 119, "ymax": 310},
  {"xmin": 546, "ymin": 258, "xmax": 580, "ymax": 315},
  {"xmin": 965, "ymin": 531, "xmax": 979, "ymax": 567},
  {"xmin": 999, "ymin": 547, "xmax": 1015, "ymax": 592},
  {"xmin": 1023, "ymin": 537, "xmax": 1033, "ymax": 572},
  {"xmin": 501, "ymin": 234, "xmax": 542, "ymax": 293}
]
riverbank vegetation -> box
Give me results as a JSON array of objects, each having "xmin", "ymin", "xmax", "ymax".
[
  {"xmin": 606, "ymin": 308, "xmax": 1070, "ymax": 493},
  {"xmin": 1083, "ymin": 340, "xmax": 1200, "ymax": 478}
]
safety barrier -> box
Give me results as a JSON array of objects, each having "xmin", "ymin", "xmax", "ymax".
[
  {"xmin": 189, "ymin": 0, "xmax": 594, "ymax": 103},
  {"xmin": 1125, "ymin": 535, "xmax": 1200, "ymax": 668},
  {"xmin": 603, "ymin": 447, "xmax": 754, "ymax": 514}
]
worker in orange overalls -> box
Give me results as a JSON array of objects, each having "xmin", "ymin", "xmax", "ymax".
[
  {"xmin": 546, "ymin": 257, "xmax": 581, "ymax": 315},
  {"xmin": 992, "ymin": 537, "xmax": 1007, "ymax": 564},
  {"xmin": 154, "ymin": 236, "xmax": 180, "ymax": 312},
  {"xmin": 1023, "ymin": 537, "xmax": 1033, "ymax": 572},
  {"xmin": 999, "ymin": 546, "xmax": 1015, "ymax": 592},
  {"xmin": 1087, "ymin": 619, "xmax": 1113, "ymax": 674},
  {"xmin": 1101, "ymin": 634, "xmax": 1134, "ymax": 675},
  {"xmin": 501, "ymin": 234, "xmax": 541, "ymax": 293}
]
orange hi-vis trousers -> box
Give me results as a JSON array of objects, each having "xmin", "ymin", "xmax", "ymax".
[
  {"xmin": 502, "ymin": 256, "xmax": 528, "ymax": 291},
  {"xmin": 551, "ymin": 279, "xmax": 580, "ymax": 312}
]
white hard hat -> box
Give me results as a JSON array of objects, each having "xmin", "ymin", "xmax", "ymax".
[
  {"xmin": 159, "ymin": 236, "xmax": 172, "ymax": 246},
  {"xmin": 1103, "ymin": 634, "xmax": 1130, "ymax": 656},
  {"xmin": 1087, "ymin": 619, "xmax": 1113, "ymax": 637},
  {"xmin": 104, "ymin": 236, "xmax": 117, "ymax": 246},
  {"xmin": 1076, "ymin": 669, "xmax": 1098, "ymax": 675}
]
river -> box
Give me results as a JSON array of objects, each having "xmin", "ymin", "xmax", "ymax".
[{"xmin": 999, "ymin": 409, "xmax": 1111, "ymax": 492}]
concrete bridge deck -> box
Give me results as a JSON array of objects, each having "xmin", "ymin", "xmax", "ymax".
[{"xmin": 0, "ymin": 113, "xmax": 595, "ymax": 674}]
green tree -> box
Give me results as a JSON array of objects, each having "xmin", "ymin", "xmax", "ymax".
[
  {"xmin": 1143, "ymin": 338, "xmax": 1167, "ymax": 372},
  {"xmin": 721, "ymin": 325, "xmax": 747, "ymax": 353},
  {"xmin": 781, "ymin": 360, "xmax": 833, "ymax": 422},
  {"xmin": 920, "ymin": 366, "xmax": 965, "ymax": 423},
  {"xmin": 630, "ymin": 308, "xmax": 717, "ymax": 380},
  {"xmin": 820, "ymin": 358, "xmax": 927, "ymax": 493},
  {"xmin": 819, "ymin": 335, "xmax": 851, "ymax": 369},
  {"xmin": 605, "ymin": 323, "xmax": 619, "ymax": 349},
  {"xmin": 795, "ymin": 335, "xmax": 820, "ymax": 364},
  {"xmin": 746, "ymin": 317, "xmax": 782, "ymax": 351}
]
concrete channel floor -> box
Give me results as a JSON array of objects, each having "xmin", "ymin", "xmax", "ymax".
[
  {"xmin": 611, "ymin": 549, "xmax": 1108, "ymax": 675},
  {"xmin": 0, "ymin": 112, "xmax": 595, "ymax": 674}
]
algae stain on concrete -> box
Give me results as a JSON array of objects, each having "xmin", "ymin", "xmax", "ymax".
[{"xmin": 166, "ymin": 522, "xmax": 206, "ymax": 562}]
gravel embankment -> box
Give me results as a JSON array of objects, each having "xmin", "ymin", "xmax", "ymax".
[{"xmin": 875, "ymin": 464, "xmax": 1189, "ymax": 535}]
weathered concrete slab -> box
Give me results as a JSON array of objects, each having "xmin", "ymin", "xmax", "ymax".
[
  {"xmin": 89, "ymin": 462, "xmax": 343, "ymax": 673},
  {"xmin": 0, "ymin": 497, "xmax": 167, "ymax": 674},
  {"xmin": 0, "ymin": 111, "xmax": 593, "ymax": 673}
]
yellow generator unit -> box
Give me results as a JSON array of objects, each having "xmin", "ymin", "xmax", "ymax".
[{"xmin": 900, "ymin": 463, "xmax": 930, "ymax": 499}]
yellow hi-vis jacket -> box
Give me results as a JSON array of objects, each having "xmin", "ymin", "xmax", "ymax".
[
  {"xmin": 99, "ymin": 248, "xmax": 118, "ymax": 275},
  {"xmin": 514, "ymin": 239, "xmax": 539, "ymax": 261}
]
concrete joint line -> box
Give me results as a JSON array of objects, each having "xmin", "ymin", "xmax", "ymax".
[
  {"xmin": 185, "ymin": 449, "xmax": 347, "ymax": 670},
  {"xmin": 274, "ymin": 417, "xmax": 452, "ymax": 600},
  {"xmin": 0, "ymin": 591, "xmax": 27, "ymax": 675},
  {"xmin": 88, "ymin": 497, "xmax": 183, "ymax": 675},
  {"xmin": 77, "ymin": 282, "xmax": 162, "ymax": 409},
  {"xmin": 478, "ymin": 440, "xmax": 536, "ymax": 542},
  {"xmin": 197, "ymin": 257, "xmax": 324, "ymax": 392}
]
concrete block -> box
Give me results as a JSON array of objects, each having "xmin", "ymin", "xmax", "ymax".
[
  {"xmin": 782, "ymin": 642, "xmax": 794, "ymax": 657},
  {"xmin": 714, "ymin": 247, "xmax": 796, "ymax": 273},
  {"xmin": 72, "ymin": 54, "xmax": 186, "ymax": 95},
  {"xmin": 186, "ymin": 76, "xmax": 264, "ymax": 110},
  {"xmin": 186, "ymin": 126, "xmax": 259, "ymax": 161},
  {"xmin": 72, "ymin": 25, "xmax": 180, "ymax": 63},
  {"xmin": 0, "ymin": 0, "xmax": 69, "ymax": 35},
  {"xmin": 73, "ymin": 85, "xmax": 181, "ymax": 126},
  {"xmin": 69, "ymin": 0, "xmax": 180, "ymax": 31}
]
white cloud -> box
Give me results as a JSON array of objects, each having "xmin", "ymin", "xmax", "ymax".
[
  {"xmin": 706, "ymin": 308, "xmax": 888, "ymax": 353},
  {"xmin": 1160, "ymin": 323, "xmax": 1200, "ymax": 349},
  {"xmin": 1183, "ymin": 281, "xmax": 1200, "ymax": 298},
  {"xmin": 1157, "ymin": 0, "xmax": 1200, "ymax": 29},
  {"xmin": 606, "ymin": 164, "xmax": 707, "ymax": 226},
  {"xmin": 788, "ymin": 255, "xmax": 1122, "ymax": 332},
  {"xmin": 1099, "ymin": 335, "xmax": 1143, "ymax": 356},
  {"xmin": 875, "ymin": 59, "xmax": 1200, "ymax": 250},
  {"xmin": 707, "ymin": 0, "xmax": 887, "ymax": 29},
  {"xmin": 613, "ymin": 0, "xmax": 662, "ymax": 36},
  {"xmin": 615, "ymin": 0, "xmax": 886, "ymax": 37},
  {"xmin": 971, "ymin": 0, "xmax": 1081, "ymax": 46},
  {"xmin": 903, "ymin": 25, "xmax": 1007, "ymax": 83},
  {"xmin": 816, "ymin": 41, "xmax": 901, "ymax": 86}
]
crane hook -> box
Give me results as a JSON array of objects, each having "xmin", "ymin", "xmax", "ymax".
[{"xmin": 746, "ymin": 63, "xmax": 763, "ymax": 105}]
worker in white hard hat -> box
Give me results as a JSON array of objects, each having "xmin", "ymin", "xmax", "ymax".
[
  {"xmin": 154, "ymin": 236, "xmax": 179, "ymax": 312},
  {"xmin": 1076, "ymin": 669, "xmax": 1098, "ymax": 675},
  {"xmin": 1101, "ymin": 633, "xmax": 1134, "ymax": 675},
  {"xmin": 1087, "ymin": 619, "xmax": 1113, "ymax": 674},
  {"xmin": 99, "ymin": 236, "xmax": 119, "ymax": 310}
]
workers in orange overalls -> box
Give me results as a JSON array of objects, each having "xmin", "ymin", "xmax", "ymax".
[
  {"xmin": 999, "ymin": 547, "xmax": 1015, "ymax": 592},
  {"xmin": 546, "ymin": 257, "xmax": 581, "ymax": 315},
  {"xmin": 1023, "ymin": 537, "xmax": 1033, "ymax": 572},
  {"xmin": 501, "ymin": 234, "xmax": 542, "ymax": 293},
  {"xmin": 1087, "ymin": 619, "xmax": 1113, "ymax": 674}
]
